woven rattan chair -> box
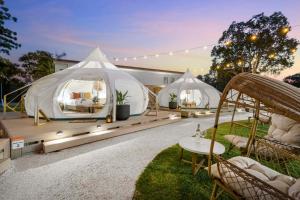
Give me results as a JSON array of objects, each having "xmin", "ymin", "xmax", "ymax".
[{"xmin": 208, "ymin": 73, "xmax": 300, "ymax": 200}]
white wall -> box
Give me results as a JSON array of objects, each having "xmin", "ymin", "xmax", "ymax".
[{"xmin": 54, "ymin": 60, "xmax": 182, "ymax": 87}]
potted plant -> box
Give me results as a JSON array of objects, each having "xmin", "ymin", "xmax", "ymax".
[
  {"xmin": 116, "ymin": 90, "xmax": 130, "ymax": 120},
  {"xmin": 169, "ymin": 93, "xmax": 178, "ymax": 109}
]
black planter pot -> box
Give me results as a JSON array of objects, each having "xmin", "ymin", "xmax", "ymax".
[
  {"xmin": 116, "ymin": 104, "xmax": 130, "ymax": 120},
  {"xmin": 169, "ymin": 102, "xmax": 177, "ymax": 109}
]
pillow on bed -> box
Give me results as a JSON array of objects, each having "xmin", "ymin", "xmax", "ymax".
[
  {"xmin": 72, "ymin": 92, "xmax": 81, "ymax": 99},
  {"xmin": 83, "ymin": 92, "xmax": 92, "ymax": 99}
]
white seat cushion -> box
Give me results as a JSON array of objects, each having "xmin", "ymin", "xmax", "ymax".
[
  {"xmin": 268, "ymin": 114, "xmax": 300, "ymax": 148},
  {"xmin": 224, "ymin": 135, "xmax": 248, "ymax": 148},
  {"xmin": 225, "ymin": 114, "xmax": 300, "ymax": 149},
  {"xmin": 210, "ymin": 156, "xmax": 296, "ymax": 199},
  {"xmin": 289, "ymin": 178, "xmax": 300, "ymax": 200}
]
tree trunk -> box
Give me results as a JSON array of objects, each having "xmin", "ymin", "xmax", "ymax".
[{"xmin": 252, "ymin": 55, "xmax": 261, "ymax": 74}]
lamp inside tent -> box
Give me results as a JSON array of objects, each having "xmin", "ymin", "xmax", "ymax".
[
  {"xmin": 24, "ymin": 47, "xmax": 149, "ymax": 119},
  {"xmin": 158, "ymin": 69, "xmax": 220, "ymax": 109}
]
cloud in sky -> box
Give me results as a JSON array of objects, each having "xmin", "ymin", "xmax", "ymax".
[{"xmin": 4, "ymin": 0, "xmax": 300, "ymax": 78}]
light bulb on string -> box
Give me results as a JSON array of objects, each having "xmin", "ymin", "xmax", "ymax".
[
  {"xmin": 224, "ymin": 41, "xmax": 232, "ymax": 46},
  {"xmin": 290, "ymin": 48, "xmax": 297, "ymax": 54},
  {"xmin": 268, "ymin": 53, "xmax": 276, "ymax": 59},
  {"xmin": 169, "ymin": 52, "xmax": 173, "ymax": 56},
  {"xmin": 115, "ymin": 58, "xmax": 119, "ymax": 61},
  {"xmin": 237, "ymin": 60, "xmax": 243, "ymax": 66},
  {"xmin": 280, "ymin": 27, "xmax": 289, "ymax": 35},
  {"xmin": 143, "ymin": 55, "xmax": 148, "ymax": 59},
  {"xmin": 124, "ymin": 57, "xmax": 127, "ymax": 61},
  {"xmin": 155, "ymin": 54, "xmax": 159, "ymax": 58},
  {"xmin": 203, "ymin": 46, "xmax": 208, "ymax": 50},
  {"xmin": 250, "ymin": 34, "xmax": 258, "ymax": 42},
  {"xmin": 133, "ymin": 57, "xmax": 137, "ymax": 60},
  {"xmin": 185, "ymin": 49, "xmax": 189, "ymax": 53}
]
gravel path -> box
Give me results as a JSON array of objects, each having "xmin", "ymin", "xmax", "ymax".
[{"xmin": 0, "ymin": 113, "xmax": 249, "ymax": 200}]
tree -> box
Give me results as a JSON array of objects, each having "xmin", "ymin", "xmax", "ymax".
[
  {"xmin": 197, "ymin": 71, "xmax": 217, "ymax": 88},
  {"xmin": 283, "ymin": 73, "xmax": 300, "ymax": 88},
  {"xmin": 0, "ymin": 57, "xmax": 24, "ymax": 99},
  {"xmin": 210, "ymin": 12, "xmax": 299, "ymax": 91},
  {"xmin": 19, "ymin": 51, "xmax": 55, "ymax": 81},
  {"xmin": 0, "ymin": 0, "xmax": 21, "ymax": 55}
]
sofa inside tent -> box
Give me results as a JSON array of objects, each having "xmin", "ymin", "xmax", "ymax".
[
  {"xmin": 158, "ymin": 69, "xmax": 220, "ymax": 109},
  {"xmin": 24, "ymin": 47, "xmax": 149, "ymax": 119}
]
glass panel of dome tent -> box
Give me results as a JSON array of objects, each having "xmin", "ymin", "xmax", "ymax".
[
  {"xmin": 180, "ymin": 89, "xmax": 202, "ymax": 108},
  {"xmin": 57, "ymin": 79, "xmax": 106, "ymax": 114}
]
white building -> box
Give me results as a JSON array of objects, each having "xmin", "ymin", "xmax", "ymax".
[{"xmin": 54, "ymin": 59, "xmax": 183, "ymax": 89}]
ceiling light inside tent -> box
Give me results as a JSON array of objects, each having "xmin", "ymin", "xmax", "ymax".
[
  {"xmin": 185, "ymin": 49, "xmax": 189, "ymax": 53},
  {"xmin": 124, "ymin": 57, "xmax": 127, "ymax": 61},
  {"xmin": 133, "ymin": 57, "xmax": 137, "ymax": 60},
  {"xmin": 155, "ymin": 54, "xmax": 159, "ymax": 58},
  {"xmin": 169, "ymin": 52, "xmax": 173, "ymax": 56}
]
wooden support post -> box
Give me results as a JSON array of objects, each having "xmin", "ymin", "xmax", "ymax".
[{"xmin": 3, "ymin": 95, "xmax": 6, "ymax": 114}]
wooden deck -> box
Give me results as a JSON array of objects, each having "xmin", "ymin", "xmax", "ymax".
[{"xmin": 0, "ymin": 111, "xmax": 181, "ymax": 157}]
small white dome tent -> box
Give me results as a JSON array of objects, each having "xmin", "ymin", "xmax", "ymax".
[
  {"xmin": 25, "ymin": 47, "xmax": 149, "ymax": 119},
  {"xmin": 158, "ymin": 69, "xmax": 220, "ymax": 108}
]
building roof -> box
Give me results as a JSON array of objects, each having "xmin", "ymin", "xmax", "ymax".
[{"xmin": 55, "ymin": 58, "xmax": 184, "ymax": 74}]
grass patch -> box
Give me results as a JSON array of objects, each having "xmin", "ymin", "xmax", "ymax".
[{"xmin": 133, "ymin": 121, "xmax": 270, "ymax": 200}]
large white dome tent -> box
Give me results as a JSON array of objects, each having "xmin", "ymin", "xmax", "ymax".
[
  {"xmin": 25, "ymin": 47, "xmax": 149, "ymax": 119},
  {"xmin": 158, "ymin": 69, "xmax": 220, "ymax": 109}
]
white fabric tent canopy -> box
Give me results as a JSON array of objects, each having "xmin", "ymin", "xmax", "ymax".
[
  {"xmin": 158, "ymin": 69, "xmax": 220, "ymax": 108},
  {"xmin": 25, "ymin": 47, "xmax": 149, "ymax": 119}
]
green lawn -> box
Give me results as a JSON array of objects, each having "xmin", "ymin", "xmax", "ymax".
[{"xmin": 133, "ymin": 121, "xmax": 270, "ymax": 200}]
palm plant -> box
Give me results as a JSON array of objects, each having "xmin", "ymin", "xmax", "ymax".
[
  {"xmin": 169, "ymin": 93, "xmax": 177, "ymax": 103},
  {"xmin": 116, "ymin": 90, "xmax": 129, "ymax": 105}
]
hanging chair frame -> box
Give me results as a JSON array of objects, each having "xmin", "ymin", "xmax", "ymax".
[{"xmin": 208, "ymin": 73, "xmax": 300, "ymax": 200}]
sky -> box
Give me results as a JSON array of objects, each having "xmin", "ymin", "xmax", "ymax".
[{"xmin": 4, "ymin": 0, "xmax": 300, "ymax": 79}]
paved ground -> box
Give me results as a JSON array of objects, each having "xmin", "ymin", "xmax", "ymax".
[{"xmin": 0, "ymin": 113, "xmax": 249, "ymax": 200}]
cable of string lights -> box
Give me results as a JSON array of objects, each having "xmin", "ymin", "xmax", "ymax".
[{"xmin": 111, "ymin": 25, "xmax": 300, "ymax": 62}]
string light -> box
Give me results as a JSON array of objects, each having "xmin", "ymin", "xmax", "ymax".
[
  {"xmin": 108, "ymin": 24, "xmax": 299, "ymax": 62},
  {"xmin": 291, "ymin": 48, "xmax": 297, "ymax": 54},
  {"xmin": 268, "ymin": 53, "xmax": 276, "ymax": 59},
  {"xmin": 250, "ymin": 34, "xmax": 258, "ymax": 41},
  {"xmin": 237, "ymin": 60, "xmax": 243, "ymax": 66},
  {"xmin": 225, "ymin": 41, "xmax": 232, "ymax": 46},
  {"xmin": 281, "ymin": 27, "xmax": 290, "ymax": 35}
]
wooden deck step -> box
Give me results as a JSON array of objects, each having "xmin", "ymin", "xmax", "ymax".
[{"xmin": 43, "ymin": 117, "xmax": 181, "ymax": 153}]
